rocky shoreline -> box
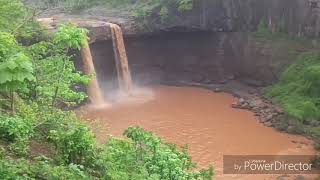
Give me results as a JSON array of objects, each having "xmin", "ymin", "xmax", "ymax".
[{"xmin": 230, "ymin": 95, "xmax": 283, "ymax": 127}]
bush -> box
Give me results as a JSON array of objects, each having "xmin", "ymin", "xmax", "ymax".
[
  {"xmin": 98, "ymin": 138, "xmax": 152, "ymax": 179},
  {"xmin": 267, "ymin": 52, "xmax": 320, "ymax": 121},
  {"xmin": 27, "ymin": 25, "xmax": 90, "ymax": 107},
  {"xmin": 99, "ymin": 127, "xmax": 214, "ymax": 180},
  {"xmin": 0, "ymin": 156, "xmax": 90, "ymax": 179},
  {"xmin": 266, "ymin": 52, "xmax": 320, "ymax": 150},
  {"xmin": 48, "ymin": 122, "xmax": 96, "ymax": 165},
  {"xmin": 0, "ymin": 114, "xmax": 33, "ymax": 154},
  {"xmin": 0, "ymin": 0, "xmax": 26, "ymax": 32}
]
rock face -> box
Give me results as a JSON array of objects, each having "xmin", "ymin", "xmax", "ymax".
[
  {"xmin": 84, "ymin": 31, "xmax": 317, "ymax": 87},
  {"xmin": 41, "ymin": 0, "xmax": 320, "ymax": 37},
  {"xmin": 45, "ymin": 0, "xmax": 320, "ymax": 86},
  {"xmin": 134, "ymin": 0, "xmax": 320, "ymax": 38}
]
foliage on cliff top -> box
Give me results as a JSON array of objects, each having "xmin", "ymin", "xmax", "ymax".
[
  {"xmin": 0, "ymin": 0, "xmax": 26, "ymax": 32},
  {"xmin": 24, "ymin": 0, "xmax": 194, "ymax": 17},
  {"xmin": 1, "ymin": 0, "xmax": 46, "ymax": 43}
]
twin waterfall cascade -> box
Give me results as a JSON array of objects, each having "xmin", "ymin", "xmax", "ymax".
[
  {"xmin": 80, "ymin": 23, "xmax": 133, "ymax": 105},
  {"xmin": 80, "ymin": 42, "xmax": 105, "ymax": 105},
  {"xmin": 110, "ymin": 23, "xmax": 133, "ymax": 94}
]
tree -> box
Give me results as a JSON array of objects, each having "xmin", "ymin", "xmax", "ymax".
[
  {"xmin": 28, "ymin": 24, "xmax": 90, "ymax": 107},
  {"xmin": 0, "ymin": 0, "xmax": 26, "ymax": 32},
  {"xmin": 0, "ymin": 32, "xmax": 34, "ymax": 112}
]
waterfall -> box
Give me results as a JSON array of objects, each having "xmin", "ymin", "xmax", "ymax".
[
  {"xmin": 109, "ymin": 23, "xmax": 133, "ymax": 94},
  {"xmin": 80, "ymin": 42, "xmax": 105, "ymax": 105}
]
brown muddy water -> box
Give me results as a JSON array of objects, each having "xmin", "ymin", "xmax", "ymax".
[{"xmin": 80, "ymin": 85, "xmax": 316, "ymax": 180}]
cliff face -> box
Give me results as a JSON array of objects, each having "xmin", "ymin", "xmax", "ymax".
[
  {"xmin": 86, "ymin": 31, "xmax": 317, "ymax": 88},
  {"xmin": 46, "ymin": 0, "xmax": 320, "ymax": 87},
  {"xmin": 137, "ymin": 0, "xmax": 320, "ymax": 37},
  {"xmin": 40, "ymin": 0, "xmax": 320, "ymax": 37}
]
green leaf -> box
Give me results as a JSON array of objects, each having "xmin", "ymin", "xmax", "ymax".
[{"xmin": 6, "ymin": 60, "xmax": 18, "ymax": 70}]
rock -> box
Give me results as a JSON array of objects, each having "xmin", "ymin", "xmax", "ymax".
[
  {"xmin": 241, "ymin": 102, "xmax": 249, "ymax": 109},
  {"xmin": 213, "ymin": 88, "xmax": 221, "ymax": 93},
  {"xmin": 264, "ymin": 121, "xmax": 273, "ymax": 127},
  {"xmin": 252, "ymin": 109, "xmax": 260, "ymax": 113},
  {"xmin": 309, "ymin": 119, "xmax": 320, "ymax": 126},
  {"xmin": 299, "ymin": 141, "xmax": 308, "ymax": 145},
  {"xmin": 274, "ymin": 106, "xmax": 284, "ymax": 114},
  {"xmin": 248, "ymin": 90, "xmax": 256, "ymax": 95},
  {"xmin": 264, "ymin": 108, "xmax": 271, "ymax": 113},
  {"xmin": 203, "ymin": 79, "xmax": 212, "ymax": 84},
  {"xmin": 286, "ymin": 126, "xmax": 300, "ymax": 133},
  {"xmin": 265, "ymin": 114, "xmax": 273, "ymax": 121},
  {"xmin": 231, "ymin": 103, "xmax": 240, "ymax": 109},
  {"xmin": 249, "ymin": 99, "xmax": 264, "ymax": 107},
  {"xmin": 259, "ymin": 117, "xmax": 266, "ymax": 123},
  {"xmin": 239, "ymin": 98, "xmax": 245, "ymax": 104},
  {"xmin": 252, "ymin": 106, "xmax": 260, "ymax": 111}
]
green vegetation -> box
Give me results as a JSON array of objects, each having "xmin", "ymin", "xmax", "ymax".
[
  {"xmin": 267, "ymin": 52, "xmax": 320, "ymax": 120},
  {"xmin": 254, "ymin": 20, "xmax": 310, "ymax": 43},
  {"xmin": 0, "ymin": 0, "xmax": 213, "ymax": 179},
  {"xmin": 100, "ymin": 127, "xmax": 214, "ymax": 179},
  {"xmin": 266, "ymin": 52, "xmax": 320, "ymax": 146},
  {"xmin": 254, "ymin": 21, "xmax": 277, "ymax": 39},
  {"xmin": 253, "ymin": 19, "xmax": 320, "ymax": 155},
  {"xmin": 254, "ymin": 19, "xmax": 320, "ymax": 164}
]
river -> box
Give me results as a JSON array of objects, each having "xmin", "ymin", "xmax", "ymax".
[{"xmin": 80, "ymin": 85, "xmax": 315, "ymax": 179}]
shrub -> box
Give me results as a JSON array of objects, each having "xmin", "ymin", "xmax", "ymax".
[
  {"xmin": 31, "ymin": 157, "xmax": 90, "ymax": 179},
  {"xmin": 0, "ymin": 114, "xmax": 33, "ymax": 154},
  {"xmin": 0, "ymin": 0, "xmax": 26, "ymax": 32},
  {"xmin": 177, "ymin": 0, "xmax": 193, "ymax": 12},
  {"xmin": 0, "ymin": 156, "xmax": 90, "ymax": 179},
  {"xmin": 48, "ymin": 122, "xmax": 96, "ymax": 165},
  {"xmin": 98, "ymin": 138, "xmax": 152, "ymax": 179},
  {"xmin": 100, "ymin": 127, "xmax": 214, "ymax": 180},
  {"xmin": 27, "ymin": 24, "xmax": 90, "ymax": 107},
  {"xmin": 266, "ymin": 52, "xmax": 320, "ymax": 148},
  {"xmin": 54, "ymin": 24, "xmax": 89, "ymax": 50},
  {"xmin": 267, "ymin": 52, "xmax": 320, "ymax": 121}
]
